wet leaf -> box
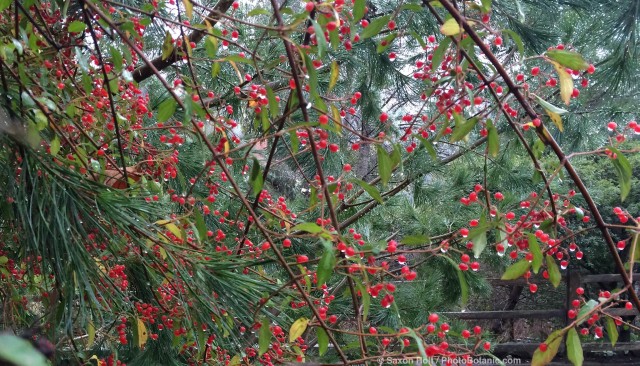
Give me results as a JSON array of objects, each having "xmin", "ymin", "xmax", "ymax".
[
  {"xmin": 531, "ymin": 329, "xmax": 564, "ymax": 366},
  {"xmin": 441, "ymin": 18, "xmax": 463, "ymax": 36},
  {"xmin": 501, "ymin": 259, "xmax": 531, "ymax": 280},
  {"xmin": 289, "ymin": 317, "xmax": 309, "ymax": 342}
]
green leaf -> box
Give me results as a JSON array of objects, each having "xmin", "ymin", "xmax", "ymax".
[
  {"xmin": 546, "ymin": 255, "xmax": 561, "ymax": 288},
  {"xmin": 407, "ymin": 329, "xmax": 429, "ymax": 359},
  {"xmin": 289, "ymin": 317, "xmax": 309, "ymax": 342},
  {"xmin": 442, "ymin": 255, "xmax": 469, "ymax": 306},
  {"xmin": 402, "ymin": 3, "xmax": 423, "ymax": 12},
  {"xmin": 605, "ymin": 317, "xmax": 619, "ymax": 347},
  {"xmin": 577, "ymin": 300, "xmax": 598, "ymax": 325},
  {"xmin": 194, "ymin": 206, "xmax": 207, "ymax": 242},
  {"xmin": 410, "ymin": 30, "xmax": 427, "ymax": 49},
  {"xmin": 417, "ymin": 136, "xmax": 438, "ymax": 160},
  {"xmin": 360, "ymin": 15, "xmax": 390, "ymax": 40},
  {"xmin": 261, "ymin": 87, "xmax": 277, "ymax": 119},
  {"xmin": 317, "ymin": 327, "xmax": 329, "ymax": 356},
  {"xmin": 110, "ymin": 46, "xmax": 123, "ymax": 72},
  {"xmin": 361, "ymin": 283, "xmax": 370, "ymax": 321},
  {"xmin": 211, "ymin": 62, "xmax": 221, "ymax": 78},
  {"xmin": 440, "ymin": 18, "xmax": 462, "ymax": 36},
  {"xmin": 50, "ymin": 136, "xmax": 61, "ymax": 155},
  {"xmin": 0, "ymin": 334, "xmax": 49, "ymax": 366},
  {"xmin": 352, "ymin": 179, "xmax": 383, "ymax": 204},
  {"xmin": 472, "ymin": 231, "xmax": 487, "ymax": 259},
  {"xmin": 401, "ymin": 235, "xmax": 431, "ymax": 246},
  {"xmin": 290, "ymin": 130, "xmax": 299, "ymax": 154},
  {"xmin": 258, "ymin": 318, "xmax": 271, "ymax": 356},
  {"xmin": 311, "ymin": 20, "xmax": 327, "ymax": 57},
  {"xmin": 87, "ymin": 320, "xmax": 96, "ymax": 348},
  {"xmin": 431, "ymin": 37, "xmax": 451, "ymax": 72},
  {"xmin": 609, "ymin": 148, "xmax": 632, "ymax": 202},
  {"xmin": 502, "ymin": 29, "xmax": 524, "ymax": 55},
  {"xmin": 566, "ymin": 328, "xmax": 583, "ymax": 366},
  {"xmin": 528, "ymin": 234, "xmax": 543, "ymax": 274},
  {"xmin": 0, "ymin": 0, "xmax": 11, "ymax": 11},
  {"xmin": 501, "ymin": 259, "xmax": 531, "ymax": 280},
  {"xmin": 487, "ymin": 119, "xmax": 499, "ymax": 157},
  {"xmin": 480, "ymin": 0, "xmax": 492, "ymax": 12},
  {"xmin": 390, "ymin": 144, "xmax": 402, "ymax": 169},
  {"xmin": 377, "ymin": 33, "xmax": 397, "ymax": 53},
  {"xmin": 353, "ymin": 0, "xmax": 366, "ymax": 22},
  {"xmin": 316, "ymin": 243, "xmax": 336, "ymax": 285},
  {"xmin": 532, "ymin": 329, "xmax": 564, "ymax": 366},
  {"xmin": 247, "ymin": 8, "xmax": 270, "ymax": 17},
  {"xmin": 249, "ymin": 157, "xmax": 264, "ymax": 196},
  {"xmin": 292, "ymin": 222, "xmax": 325, "ymax": 234},
  {"xmin": 157, "ymin": 98, "xmax": 177, "ymax": 122},
  {"xmin": 376, "ymin": 145, "xmax": 392, "ymax": 187},
  {"xmin": 205, "ymin": 36, "xmax": 218, "ymax": 58},
  {"xmin": 450, "ymin": 115, "xmax": 478, "ymax": 142},
  {"xmin": 546, "ymin": 50, "xmax": 589, "ymax": 71},
  {"xmin": 533, "ymin": 94, "xmax": 569, "ymax": 115},
  {"xmin": 161, "ymin": 31, "xmax": 174, "ymax": 61},
  {"xmin": 68, "ymin": 20, "xmax": 86, "ymax": 33}
]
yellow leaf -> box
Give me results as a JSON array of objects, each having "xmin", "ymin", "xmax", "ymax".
[
  {"xmin": 182, "ymin": 0, "xmax": 193, "ymax": 19},
  {"xmin": 551, "ymin": 61, "xmax": 573, "ymax": 105},
  {"xmin": 184, "ymin": 35, "xmax": 192, "ymax": 57},
  {"xmin": 87, "ymin": 320, "xmax": 96, "ymax": 348},
  {"xmin": 532, "ymin": 329, "xmax": 565, "ymax": 366},
  {"xmin": 229, "ymin": 355, "xmax": 241, "ymax": 366},
  {"xmin": 204, "ymin": 20, "xmax": 212, "ymax": 32},
  {"xmin": 440, "ymin": 18, "xmax": 463, "ymax": 36},
  {"xmin": 93, "ymin": 257, "xmax": 107, "ymax": 273},
  {"xmin": 289, "ymin": 317, "xmax": 309, "ymax": 342},
  {"xmin": 331, "ymin": 104, "xmax": 342, "ymax": 134},
  {"xmin": 546, "ymin": 110, "xmax": 564, "ymax": 132},
  {"xmin": 328, "ymin": 61, "xmax": 339, "ymax": 92},
  {"xmin": 137, "ymin": 318, "xmax": 148, "ymax": 348},
  {"xmin": 161, "ymin": 31, "xmax": 174, "ymax": 61},
  {"xmin": 156, "ymin": 220, "xmax": 183, "ymax": 240},
  {"xmin": 228, "ymin": 60, "xmax": 243, "ymax": 83}
]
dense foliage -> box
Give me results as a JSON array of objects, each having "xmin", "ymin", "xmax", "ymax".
[{"xmin": 0, "ymin": 0, "xmax": 638, "ymax": 365}]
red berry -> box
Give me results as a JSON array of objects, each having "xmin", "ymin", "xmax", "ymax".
[
  {"xmin": 305, "ymin": 2, "xmax": 314, "ymax": 12},
  {"xmin": 379, "ymin": 112, "xmax": 388, "ymax": 122},
  {"xmin": 296, "ymin": 255, "xmax": 309, "ymax": 263},
  {"xmin": 531, "ymin": 67, "xmax": 540, "ymax": 76},
  {"xmin": 428, "ymin": 313, "xmax": 439, "ymax": 323}
]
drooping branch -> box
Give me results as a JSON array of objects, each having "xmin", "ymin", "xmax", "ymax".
[{"xmin": 437, "ymin": 0, "xmax": 640, "ymax": 311}]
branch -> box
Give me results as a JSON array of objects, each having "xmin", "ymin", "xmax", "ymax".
[
  {"xmin": 131, "ymin": 0, "xmax": 235, "ymax": 83},
  {"xmin": 437, "ymin": 0, "xmax": 640, "ymax": 311}
]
